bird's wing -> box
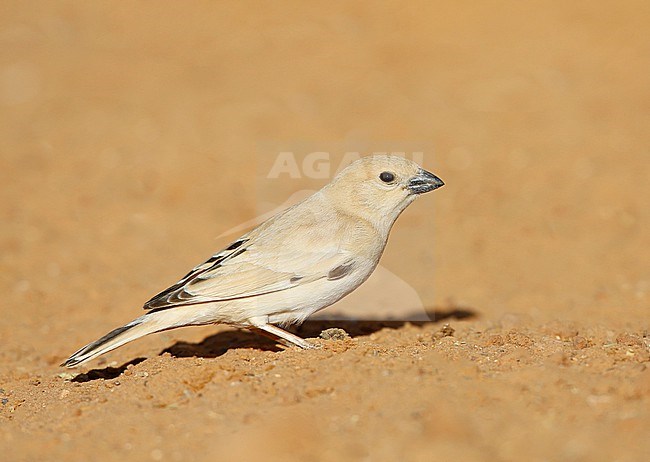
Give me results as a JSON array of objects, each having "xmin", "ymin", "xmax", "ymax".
[{"xmin": 143, "ymin": 235, "xmax": 355, "ymax": 311}]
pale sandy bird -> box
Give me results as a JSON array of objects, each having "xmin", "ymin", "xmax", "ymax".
[{"xmin": 63, "ymin": 156, "xmax": 444, "ymax": 367}]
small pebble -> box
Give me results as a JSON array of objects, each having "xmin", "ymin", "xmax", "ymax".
[
  {"xmin": 432, "ymin": 324, "xmax": 455, "ymax": 341},
  {"xmin": 320, "ymin": 328, "xmax": 350, "ymax": 340},
  {"xmin": 486, "ymin": 334, "xmax": 505, "ymax": 346},
  {"xmin": 617, "ymin": 333, "xmax": 643, "ymax": 346},
  {"xmin": 572, "ymin": 336, "xmax": 589, "ymax": 349}
]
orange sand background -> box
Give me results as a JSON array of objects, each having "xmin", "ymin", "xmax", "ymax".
[{"xmin": 1, "ymin": 2, "xmax": 649, "ymax": 461}]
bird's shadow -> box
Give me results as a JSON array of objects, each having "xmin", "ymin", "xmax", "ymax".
[
  {"xmin": 163, "ymin": 306, "xmax": 477, "ymax": 359},
  {"xmin": 71, "ymin": 357, "xmax": 147, "ymax": 383},
  {"xmin": 70, "ymin": 306, "xmax": 477, "ymax": 382}
]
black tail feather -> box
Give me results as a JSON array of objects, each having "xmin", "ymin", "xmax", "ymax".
[{"xmin": 62, "ymin": 323, "xmax": 136, "ymax": 367}]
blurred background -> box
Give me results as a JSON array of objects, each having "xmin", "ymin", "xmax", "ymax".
[
  {"xmin": 2, "ymin": 1, "xmax": 647, "ymax": 333},
  {"xmin": 1, "ymin": 1, "xmax": 649, "ymax": 460}
]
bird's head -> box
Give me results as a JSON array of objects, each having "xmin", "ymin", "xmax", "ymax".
[{"xmin": 322, "ymin": 155, "xmax": 444, "ymax": 232}]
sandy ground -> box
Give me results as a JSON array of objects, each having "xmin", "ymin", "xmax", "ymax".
[{"xmin": 1, "ymin": 1, "xmax": 649, "ymax": 461}]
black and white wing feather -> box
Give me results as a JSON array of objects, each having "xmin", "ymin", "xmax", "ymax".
[
  {"xmin": 143, "ymin": 235, "xmax": 356, "ymax": 311},
  {"xmin": 143, "ymin": 237, "xmax": 251, "ymax": 309}
]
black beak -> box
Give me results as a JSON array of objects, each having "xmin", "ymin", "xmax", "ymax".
[{"xmin": 407, "ymin": 168, "xmax": 444, "ymax": 194}]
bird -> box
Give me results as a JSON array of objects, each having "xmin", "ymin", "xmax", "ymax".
[{"xmin": 62, "ymin": 155, "xmax": 444, "ymax": 367}]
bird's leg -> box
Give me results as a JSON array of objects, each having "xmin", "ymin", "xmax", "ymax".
[{"xmin": 250, "ymin": 321, "xmax": 314, "ymax": 349}]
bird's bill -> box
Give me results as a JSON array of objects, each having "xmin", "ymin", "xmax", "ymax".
[{"xmin": 406, "ymin": 168, "xmax": 445, "ymax": 194}]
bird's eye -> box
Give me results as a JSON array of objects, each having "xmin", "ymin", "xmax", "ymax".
[{"xmin": 379, "ymin": 171, "xmax": 396, "ymax": 183}]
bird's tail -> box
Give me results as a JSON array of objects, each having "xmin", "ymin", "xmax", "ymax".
[{"xmin": 62, "ymin": 309, "xmax": 193, "ymax": 368}]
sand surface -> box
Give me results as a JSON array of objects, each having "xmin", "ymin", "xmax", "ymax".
[{"xmin": 1, "ymin": 2, "xmax": 649, "ymax": 461}]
